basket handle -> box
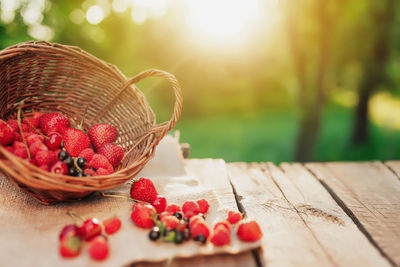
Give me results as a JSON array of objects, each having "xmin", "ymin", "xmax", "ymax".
[{"xmin": 125, "ymin": 69, "xmax": 182, "ymax": 136}]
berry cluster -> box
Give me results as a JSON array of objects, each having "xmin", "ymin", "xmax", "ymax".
[
  {"xmin": 59, "ymin": 214, "xmax": 121, "ymax": 261},
  {"xmin": 129, "ymin": 178, "xmax": 263, "ymax": 246},
  {"xmin": 0, "ymin": 111, "xmax": 124, "ymax": 176}
]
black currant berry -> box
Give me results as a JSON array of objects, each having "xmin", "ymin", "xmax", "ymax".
[
  {"xmin": 58, "ymin": 150, "xmax": 69, "ymax": 161},
  {"xmin": 194, "ymin": 234, "xmax": 207, "ymax": 244},
  {"xmin": 64, "ymin": 156, "xmax": 74, "ymax": 168},
  {"xmin": 77, "ymin": 157, "xmax": 87, "ymax": 169},
  {"xmin": 175, "ymin": 231, "xmax": 184, "ymax": 244},
  {"xmin": 76, "ymin": 171, "xmax": 85, "ymax": 177},
  {"xmin": 149, "ymin": 227, "xmax": 160, "ymax": 241},
  {"xmin": 173, "ymin": 212, "xmax": 183, "ymax": 220},
  {"xmin": 69, "ymin": 167, "xmax": 78, "ymax": 176}
]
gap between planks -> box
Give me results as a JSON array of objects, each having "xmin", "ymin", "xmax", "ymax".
[
  {"xmin": 305, "ymin": 161, "xmax": 400, "ymax": 267},
  {"xmin": 227, "ymin": 162, "xmax": 392, "ymax": 267}
]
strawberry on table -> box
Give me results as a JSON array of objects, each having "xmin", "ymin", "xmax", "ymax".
[
  {"xmin": 211, "ymin": 224, "xmax": 231, "ymax": 246},
  {"xmin": 227, "ymin": 211, "xmax": 242, "ymax": 224},
  {"xmin": 103, "ymin": 217, "xmax": 122, "ymax": 235},
  {"xmin": 196, "ymin": 199, "xmax": 209, "ymax": 214},
  {"xmin": 63, "ymin": 128, "xmax": 91, "ymax": 157},
  {"xmin": 182, "ymin": 201, "xmax": 200, "ymax": 218},
  {"xmin": 151, "ymin": 195, "xmax": 167, "ymax": 213},
  {"xmin": 160, "ymin": 215, "xmax": 179, "ymax": 230},
  {"xmin": 237, "ymin": 220, "xmax": 262, "ymax": 242},
  {"xmin": 89, "ymin": 123, "xmax": 118, "ymax": 149},
  {"xmin": 130, "ymin": 177, "xmax": 158, "ymax": 203},
  {"xmin": 131, "ymin": 202, "xmax": 156, "ymax": 228},
  {"xmin": 165, "ymin": 204, "xmax": 181, "ymax": 214}
]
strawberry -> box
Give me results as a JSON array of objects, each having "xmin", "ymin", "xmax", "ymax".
[
  {"xmin": 160, "ymin": 215, "xmax": 179, "ymax": 230},
  {"xmin": 213, "ymin": 221, "xmax": 231, "ymax": 233},
  {"xmin": 0, "ymin": 120, "xmax": 14, "ymax": 145},
  {"xmin": 88, "ymin": 236, "xmax": 109, "ymax": 261},
  {"xmin": 103, "ymin": 217, "xmax": 122, "ymax": 235},
  {"xmin": 96, "ymin": 167, "xmax": 114, "ymax": 176},
  {"xmin": 89, "ymin": 154, "xmax": 113, "ymax": 171},
  {"xmin": 59, "ymin": 235, "xmax": 82, "ymax": 258},
  {"xmin": 29, "ymin": 140, "xmax": 48, "ymax": 157},
  {"xmin": 14, "ymin": 148, "xmax": 28, "ymax": 159},
  {"xmin": 84, "ymin": 168, "xmax": 97, "ymax": 176},
  {"xmin": 151, "ymin": 195, "xmax": 167, "ymax": 213},
  {"xmin": 182, "ymin": 201, "xmax": 200, "ymax": 218},
  {"xmin": 211, "ymin": 225, "xmax": 231, "ymax": 246},
  {"xmin": 7, "ymin": 120, "xmax": 29, "ymax": 133},
  {"xmin": 79, "ymin": 148, "xmax": 95, "ymax": 162},
  {"xmin": 63, "ymin": 128, "xmax": 91, "ymax": 157},
  {"xmin": 35, "ymin": 150, "xmax": 52, "ymax": 166},
  {"xmin": 13, "ymin": 141, "xmax": 26, "ymax": 151},
  {"xmin": 196, "ymin": 199, "xmax": 209, "ymax": 214},
  {"xmin": 24, "ymin": 111, "xmax": 42, "ymax": 130},
  {"xmin": 236, "ymin": 221, "xmax": 262, "ymax": 242},
  {"xmin": 39, "ymin": 112, "xmax": 70, "ymax": 135},
  {"xmin": 97, "ymin": 143, "xmax": 124, "ymax": 167},
  {"xmin": 130, "ymin": 177, "xmax": 158, "ymax": 203},
  {"xmin": 131, "ymin": 202, "xmax": 156, "ymax": 228},
  {"xmin": 227, "ymin": 211, "xmax": 242, "ymax": 224},
  {"xmin": 4, "ymin": 146, "xmax": 13, "ymax": 153},
  {"xmin": 39, "ymin": 164, "xmax": 49, "ymax": 171},
  {"xmin": 89, "ymin": 123, "xmax": 118, "ymax": 149},
  {"xmin": 165, "ymin": 204, "xmax": 181, "ymax": 214},
  {"xmin": 189, "ymin": 215, "xmax": 206, "ymax": 229},
  {"xmin": 190, "ymin": 221, "xmax": 210, "ymax": 239}
]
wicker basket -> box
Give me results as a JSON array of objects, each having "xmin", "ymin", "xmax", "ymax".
[{"xmin": 0, "ymin": 41, "xmax": 182, "ymax": 205}]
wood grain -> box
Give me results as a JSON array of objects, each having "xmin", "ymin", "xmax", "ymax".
[
  {"xmin": 228, "ymin": 162, "xmax": 335, "ymax": 266},
  {"xmin": 384, "ymin": 161, "xmax": 400, "ymax": 180},
  {"xmin": 276, "ymin": 163, "xmax": 390, "ymax": 266},
  {"xmin": 306, "ymin": 161, "xmax": 400, "ymax": 266}
]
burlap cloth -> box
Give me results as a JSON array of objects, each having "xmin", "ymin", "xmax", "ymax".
[{"xmin": 0, "ymin": 135, "xmax": 259, "ymax": 266}]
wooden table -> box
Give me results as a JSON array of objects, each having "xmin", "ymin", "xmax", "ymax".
[{"xmin": 136, "ymin": 160, "xmax": 400, "ymax": 267}]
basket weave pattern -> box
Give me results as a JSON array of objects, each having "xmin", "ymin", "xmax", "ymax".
[{"xmin": 0, "ymin": 41, "xmax": 182, "ymax": 204}]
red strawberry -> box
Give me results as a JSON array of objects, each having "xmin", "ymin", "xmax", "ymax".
[
  {"xmin": 211, "ymin": 225, "xmax": 231, "ymax": 246},
  {"xmin": 237, "ymin": 221, "xmax": 262, "ymax": 242},
  {"xmin": 79, "ymin": 148, "xmax": 95, "ymax": 162},
  {"xmin": 130, "ymin": 177, "xmax": 158, "ymax": 203},
  {"xmin": 96, "ymin": 167, "xmax": 113, "ymax": 176},
  {"xmin": 13, "ymin": 141, "xmax": 26, "ymax": 150},
  {"xmin": 39, "ymin": 164, "xmax": 49, "ymax": 171},
  {"xmin": 29, "ymin": 140, "xmax": 48, "ymax": 157},
  {"xmin": 59, "ymin": 235, "xmax": 82, "ymax": 258},
  {"xmin": 189, "ymin": 215, "xmax": 206, "ymax": 229},
  {"xmin": 63, "ymin": 128, "xmax": 91, "ymax": 157},
  {"xmin": 7, "ymin": 120, "xmax": 29, "ymax": 133},
  {"xmin": 97, "ymin": 143, "xmax": 124, "ymax": 167},
  {"xmin": 151, "ymin": 195, "xmax": 167, "ymax": 213},
  {"xmin": 24, "ymin": 111, "xmax": 42, "ymax": 130},
  {"xmin": 14, "ymin": 148, "xmax": 28, "ymax": 159},
  {"xmin": 213, "ymin": 221, "xmax": 231, "ymax": 233},
  {"xmin": 89, "ymin": 123, "xmax": 118, "ymax": 149},
  {"xmin": 0, "ymin": 120, "xmax": 14, "ymax": 145},
  {"xmin": 39, "ymin": 112, "xmax": 70, "ymax": 135},
  {"xmin": 88, "ymin": 236, "xmax": 109, "ymax": 261},
  {"xmin": 35, "ymin": 150, "xmax": 52, "ymax": 166},
  {"xmin": 4, "ymin": 146, "xmax": 13, "ymax": 153},
  {"xmin": 182, "ymin": 201, "xmax": 200, "ymax": 218},
  {"xmin": 131, "ymin": 202, "xmax": 156, "ymax": 228},
  {"xmin": 80, "ymin": 218, "xmax": 102, "ymax": 241},
  {"xmin": 227, "ymin": 211, "xmax": 242, "ymax": 224},
  {"xmin": 26, "ymin": 134, "xmax": 44, "ymax": 146},
  {"xmin": 84, "ymin": 168, "xmax": 97, "ymax": 176},
  {"xmin": 191, "ymin": 221, "xmax": 210, "ymax": 239},
  {"xmin": 44, "ymin": 132, "xmax": 62, "ymax": 150},
  {"xmin": 160, "ymin": 215, "xmax": 180, "ymax": 229},
  {"xmin": 89, "ymin": 154, "xmax": 113, "ymax": 171},
  {"xmin": 103, "ymin": 217, "xmax": 122, "ymax": 235},
  {"xmin": 165, "ymin": 204, "xmax": 181, "ymax": 214},
  {"xmin": 196, "ymin": 199, "xmax": 209, "ymax": 214}
]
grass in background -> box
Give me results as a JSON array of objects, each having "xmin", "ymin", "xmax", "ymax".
[{"xmin": 175, "ymin": 107, "xmax": 400, "ymax": 163}]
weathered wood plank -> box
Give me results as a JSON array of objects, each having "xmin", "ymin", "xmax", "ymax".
[
  {"xmin": 228, "ymin": 162, "xmax": 336, "ymax": 266},
  {"xmin": 384, "ymin": 161, "xmax": 400, "ymax": 180},
  {"xmin": 276, "ymin": 162, "xmax": 390, "ymax": 266},
  {"xmin": 306, "ymin": 161, "xmax": 400, "ymax": 266}
]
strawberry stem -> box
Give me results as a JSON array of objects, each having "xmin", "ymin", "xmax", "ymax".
[
  {"xmin": 17, "ymin": 105, "xmax": 31, "ymax": 159},
  {"xmin": 67, "ymin": 210, "xmax": 85, "ymax": 222},
  {"xmin": 100, "ymin": 192, "xmax": 139, "ymax": 202}
]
